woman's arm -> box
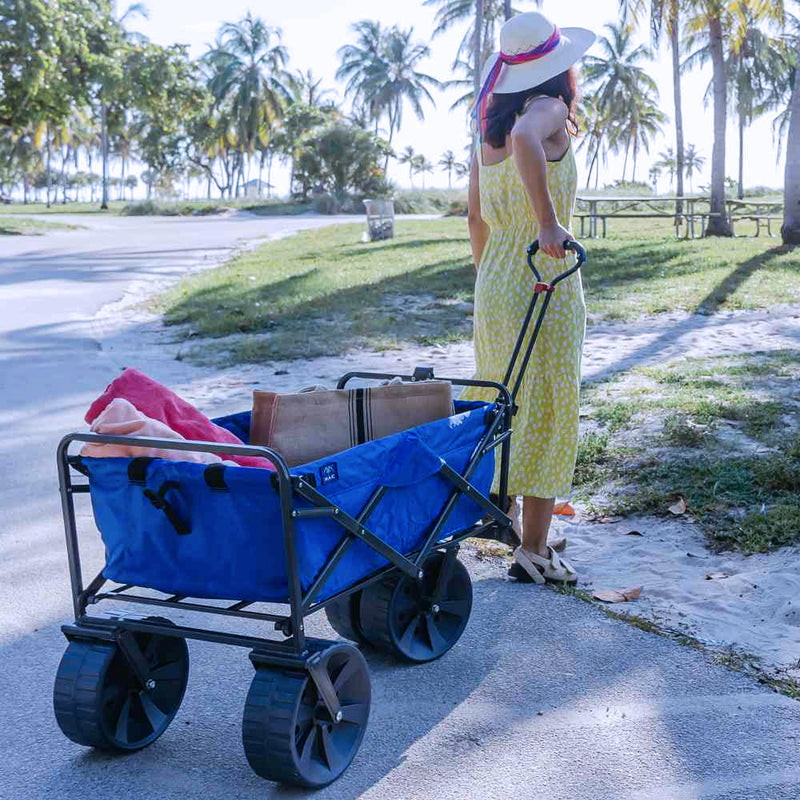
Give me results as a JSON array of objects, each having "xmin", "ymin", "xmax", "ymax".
[
  {"xmin": 511, "ymin": 97, "xmax": 571, "ymax": 259},
  {"xmin": 467, "ymin": 152, "xmax": 489, "ymax": 270}
]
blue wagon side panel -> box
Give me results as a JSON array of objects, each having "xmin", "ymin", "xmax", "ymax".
[{"xmin": 84, "ymin": 403, "xmax": 495, "ymax": 604}]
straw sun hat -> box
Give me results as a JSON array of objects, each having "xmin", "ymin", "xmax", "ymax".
[{"xmin": 481, "ymin": 12, "xmax": 596, "ymax": 95}]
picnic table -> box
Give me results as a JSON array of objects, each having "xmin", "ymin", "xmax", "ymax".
[
  {"xmin": 575, "ymin": 195, "xmax": 784, "ymax": 239},
  {"xmin": 726, "ymin": 198, "xmax": 784, "ymax": 237}
]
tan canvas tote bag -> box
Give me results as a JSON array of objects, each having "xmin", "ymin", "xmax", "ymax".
[{"xmin": 250, "ymin": 381, "xmax": 454, "ymax": 467}]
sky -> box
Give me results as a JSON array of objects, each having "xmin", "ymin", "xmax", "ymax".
[{"xmin": 134, "ymin": 0, "xmax": 788, "ymax": 194}]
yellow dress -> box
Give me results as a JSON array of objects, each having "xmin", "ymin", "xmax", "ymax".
[{"xmin": 461, "ymin": 141, "xmax": 585, "ymax": 499}]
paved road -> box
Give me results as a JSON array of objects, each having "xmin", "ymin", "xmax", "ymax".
[{"xmin": 1, "ymin": 214, "xmax": 798, "ymax": 800}]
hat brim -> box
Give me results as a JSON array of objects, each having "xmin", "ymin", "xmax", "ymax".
[{"xmin": 492, "ymin": 27, "xmax": 596, "ymax": 95}]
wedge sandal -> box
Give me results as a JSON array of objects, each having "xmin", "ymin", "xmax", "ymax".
[{"xmin": 508, "ymin": 546, "xmax": 577, "ymax": 585}]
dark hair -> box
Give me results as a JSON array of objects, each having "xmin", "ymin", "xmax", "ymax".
[{"xmin": 483, "ymin": 67, "xmax": 579, "ymax": 149}]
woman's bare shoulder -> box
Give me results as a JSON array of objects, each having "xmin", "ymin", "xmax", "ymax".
[{"xmin": 512, "ymin": 96, "xmax": 567, "ymax": 138}]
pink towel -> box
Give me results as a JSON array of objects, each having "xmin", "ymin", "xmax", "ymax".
[
  {"xmin": 86, "ymin": 368, "xmax": 273, "ymax": 469},
  {"xmin": 81, "ymin": 399, "xmax": 239, "ymax": 465}
]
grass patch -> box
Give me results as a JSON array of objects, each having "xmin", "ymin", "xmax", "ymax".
[
  {"xmin": 576, "ymin": 351, "xmax": 800, "ymax": 553},
  {"xmin": 0, "ymin": 215, "xmax": 80, "ymax": 235},
  {"xmin": 580, "ymin": 233, "xmax": 800, "ymax": 319},
  {"xmin": 158, "ymin": 220, "xmax": 475, "ymax": 362}
]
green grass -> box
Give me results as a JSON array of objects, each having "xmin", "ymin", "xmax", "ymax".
[
  {"xmin": 158, "ymin": 220, "xmax": 475, "ymax": 363},
  {"xmin": 575, "ymin": 351, "xmax": 800, "ymax": 553},
  {"xmin": 0, "ymin": 215, "xmax": 81, "ymax": 235},
  {"xmin": 580, "ymin": 230, "xmax": 800, "ymax": 319},
  {"xmin": 158, "ymin": 217, "xmax": 800, "ymax": 364}
]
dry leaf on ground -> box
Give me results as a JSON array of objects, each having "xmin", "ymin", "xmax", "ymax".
[
  {"xmin": 705, "ymin": 572, "xmax": 730, "ymax": 580},
  {"xmin": 552, "ymin": 501, "xmax": 575, "ymax": 517},
  {"xmin": 593, "ymin": 587, "xmax": 643, "ymax": 603},
  {"xmin": 668, "ymin": 497, "xmax": 687, "ymax": 515},
  {"xmin": 625, "ymin": 530, "xmax": 644, "ymax": 537}
]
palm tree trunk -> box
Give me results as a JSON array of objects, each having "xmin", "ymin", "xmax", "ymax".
[
  {"xmin": 101, "ymin": 102, "xmax": 109, "ymax": 210},
  {"xmin": 448, "ymin": 168, "xmax": 452, "ymax": 189},
  {"xmin": 474, "ymin": 0, "xmax": 484, "ymax": 148},
  {"xmin": 46, "ymin": 123, "xmax": 52, "ymax": 208},
  {"xmin": 632, "ymin": 141, "xmax": 638, "ymax": 184},
  {"xmin": 587, "ymin": 135, "xmax": 601, "ymax": 190},
  {"xmin": 267, "ymin": 152, "xmax": 273, "ymax": 198},
  {"xmin": 705, "ymin": 14, "xmax": 733, "ymax": 237},
  {"xmin": 737, "ymin": 110, "xmax": 745, "ymax": 201},
  {"xmin": 670, "ymin": 19, "xmax": 685, "ymax": 216},
  {"xmin": 503, "ymin": 0, "xmax": 512, "ymax": 20},
  {"xmin": 621, "ymin": 134, "xmax": 631, "ymax": 183},
  {"xmin": 782, "ymin": 37, "xmax": 800, "ymax": 245}
]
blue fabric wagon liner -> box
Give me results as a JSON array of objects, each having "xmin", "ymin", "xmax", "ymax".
[{"xmin": 81, "ymin": 400, "xmax": 496, "ymax": 604}]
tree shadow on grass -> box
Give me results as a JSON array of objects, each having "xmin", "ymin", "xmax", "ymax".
[
  {"xmin": 337, "ymin": 237, "xmax": 470, "ymax": 259},
  {"xmin": 694, "ymin": 245, "xmax": 797, "ymax": 314},
  {"xmin": 166, "ymin": 257, "xmax": 475, "ymax": 361},
  {"xmin": 587, "ymin": 246, "xmax": 790, "ymax": 383}
]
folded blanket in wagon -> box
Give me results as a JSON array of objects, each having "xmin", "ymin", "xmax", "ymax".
[
  {"xmin": 81, "ymin": 400, "xmax": 496, "ymax": 605},
  {"xmin": 86, "ymin": 367, "xmax": 273, "ymax": 469}
]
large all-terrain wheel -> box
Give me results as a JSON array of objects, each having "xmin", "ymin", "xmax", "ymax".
[
  {"xmin": 53, "ymin": 622, "xmax": 189, "ymax": 751},
  {"xmin": 324, "ymin": 591, "xmax": 367, "ymax": 643},
  {"xmin": 358, "ymin": 550, "xmax": 472, "ymax": 663},
  {"xmin": 242, "ymin": 643, "xmax": 370, "ymax": 788}
]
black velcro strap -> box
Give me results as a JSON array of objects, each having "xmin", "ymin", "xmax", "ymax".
[
  {"xmin": 144, "ymin": 481, "xmax": 190, "ymax": 535},
  {"xmin": 128, "ymin": 457, "xmax": 155, "ymax": 484},
  {"xmin": 204, "ymin": 464, "xmax": 228, "ymax": 490},
  {"xmin": 355, "ymin": 388, "xmax": 367, "ymax": 445}
]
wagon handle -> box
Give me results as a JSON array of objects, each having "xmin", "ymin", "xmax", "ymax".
[
  {"xmin": 503, "ymin": 239, "xmax": 588, "ymax": 407},
  {"xmin": 526, "ymin": 239, "xmax": 587, "ymax": 285}
]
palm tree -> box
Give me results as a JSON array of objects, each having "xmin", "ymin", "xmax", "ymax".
[
  {"xmin": 454, "ymin": 159, "xmax": 471, "ymax": 181},
  {"xmin": 583, "ymin": 23, "xmax": 659, "ymax": 182},
  {"xmin": 683, "ymin": 143, "xmax": 705, "ymax": 193},
  {"xmin": 783, "ymin": 17, "xmax": 800, "ymax": 244},
  {"xmin": 336, "ymin": 23, "xmax": 438, "ymax": 161},
  {"xmin": 336, "ymin": 21, "xmax": 386, "ymax": 132},
  {"xmin": 577, "ymin": 91, "xmax": 618, "ymax": 189},
  {"xmin": 398, "ymin": 145, "xmax": 417, "ymax": 187},
  {"xmin": 683, "ymin": 0, "xmax": 785, "ymax": 235},
  {"xmin": 620, "ymin": 0, "xmax": 687, "ymax": 214},
  {"xmin": 655, "ymin": 147, "xmax": 677, "ymax": 189},
  {"xmin": 683, "ymin": 1, "xmax": 790, "ymax": 200},
  {"xmin": 203, "ymin": 13, "xmax": 291, "ymax": 195},
  {"xmin": 649, "ymin": 164, "xmax": 662, "ymax": 193},
  {"xmin": 288, "ymin": 69, "xmax": 336, "ymax": 108},
  {"xmin": 614, "ymin": 89, "xmax": 667, "ymax": 182},
  {"xmin": 424, "ymin": 0, "xmax": 512, "ymax": 69},
  {"xmin": 375, "ymin": 27, "xmax": 440, "ymax": 149},
  {"xmin": 414, "ymin": 155, "xmax": 434, "ymax": 189},
  {"xmin": 439, "ymin": 149, "xmax": 457, "ymax": 187}
]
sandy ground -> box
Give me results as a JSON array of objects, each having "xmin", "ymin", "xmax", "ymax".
[{"xmin": 86, "ymin": 232, "xmax": 800, "ymax": 683}]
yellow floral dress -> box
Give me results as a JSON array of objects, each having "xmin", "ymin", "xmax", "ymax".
[{"xmin": 461, "ymin": 140, "xmax": 585, "ymax": 499}]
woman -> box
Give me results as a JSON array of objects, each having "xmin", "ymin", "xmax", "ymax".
[{"xmin": 463, "ymin": 12, "xmax": 595, "ymax": 584}]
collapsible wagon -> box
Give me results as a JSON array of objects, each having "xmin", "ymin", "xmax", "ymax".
[{"xmin": 52, "ymin": 240, "xmax": 587, "ymax": 788}]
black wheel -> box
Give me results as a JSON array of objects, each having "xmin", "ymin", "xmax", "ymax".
[
  {"xmin": 53, "ymin": 622, "xmax": 189, "ymax": 751},
  {"xmin": 324, "ymin": 591, "xmax": 367, "ymax": 643},
  {"xmin": 359, "ymin": 550, "xmax": 472, "ymax": 663},
  {"xmin": 242, "ymin": 643, "xmax": 370, "ymax": 788}
]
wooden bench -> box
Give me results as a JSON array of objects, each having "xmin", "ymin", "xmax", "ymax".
[{"xmin": 730, "ymin": 215, "xmax": 782, "ymax": 237}]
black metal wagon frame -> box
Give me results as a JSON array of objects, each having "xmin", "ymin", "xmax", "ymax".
[{"xmin": 53, "ymin": 239, "xmax": 586, "ymax": 787}]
